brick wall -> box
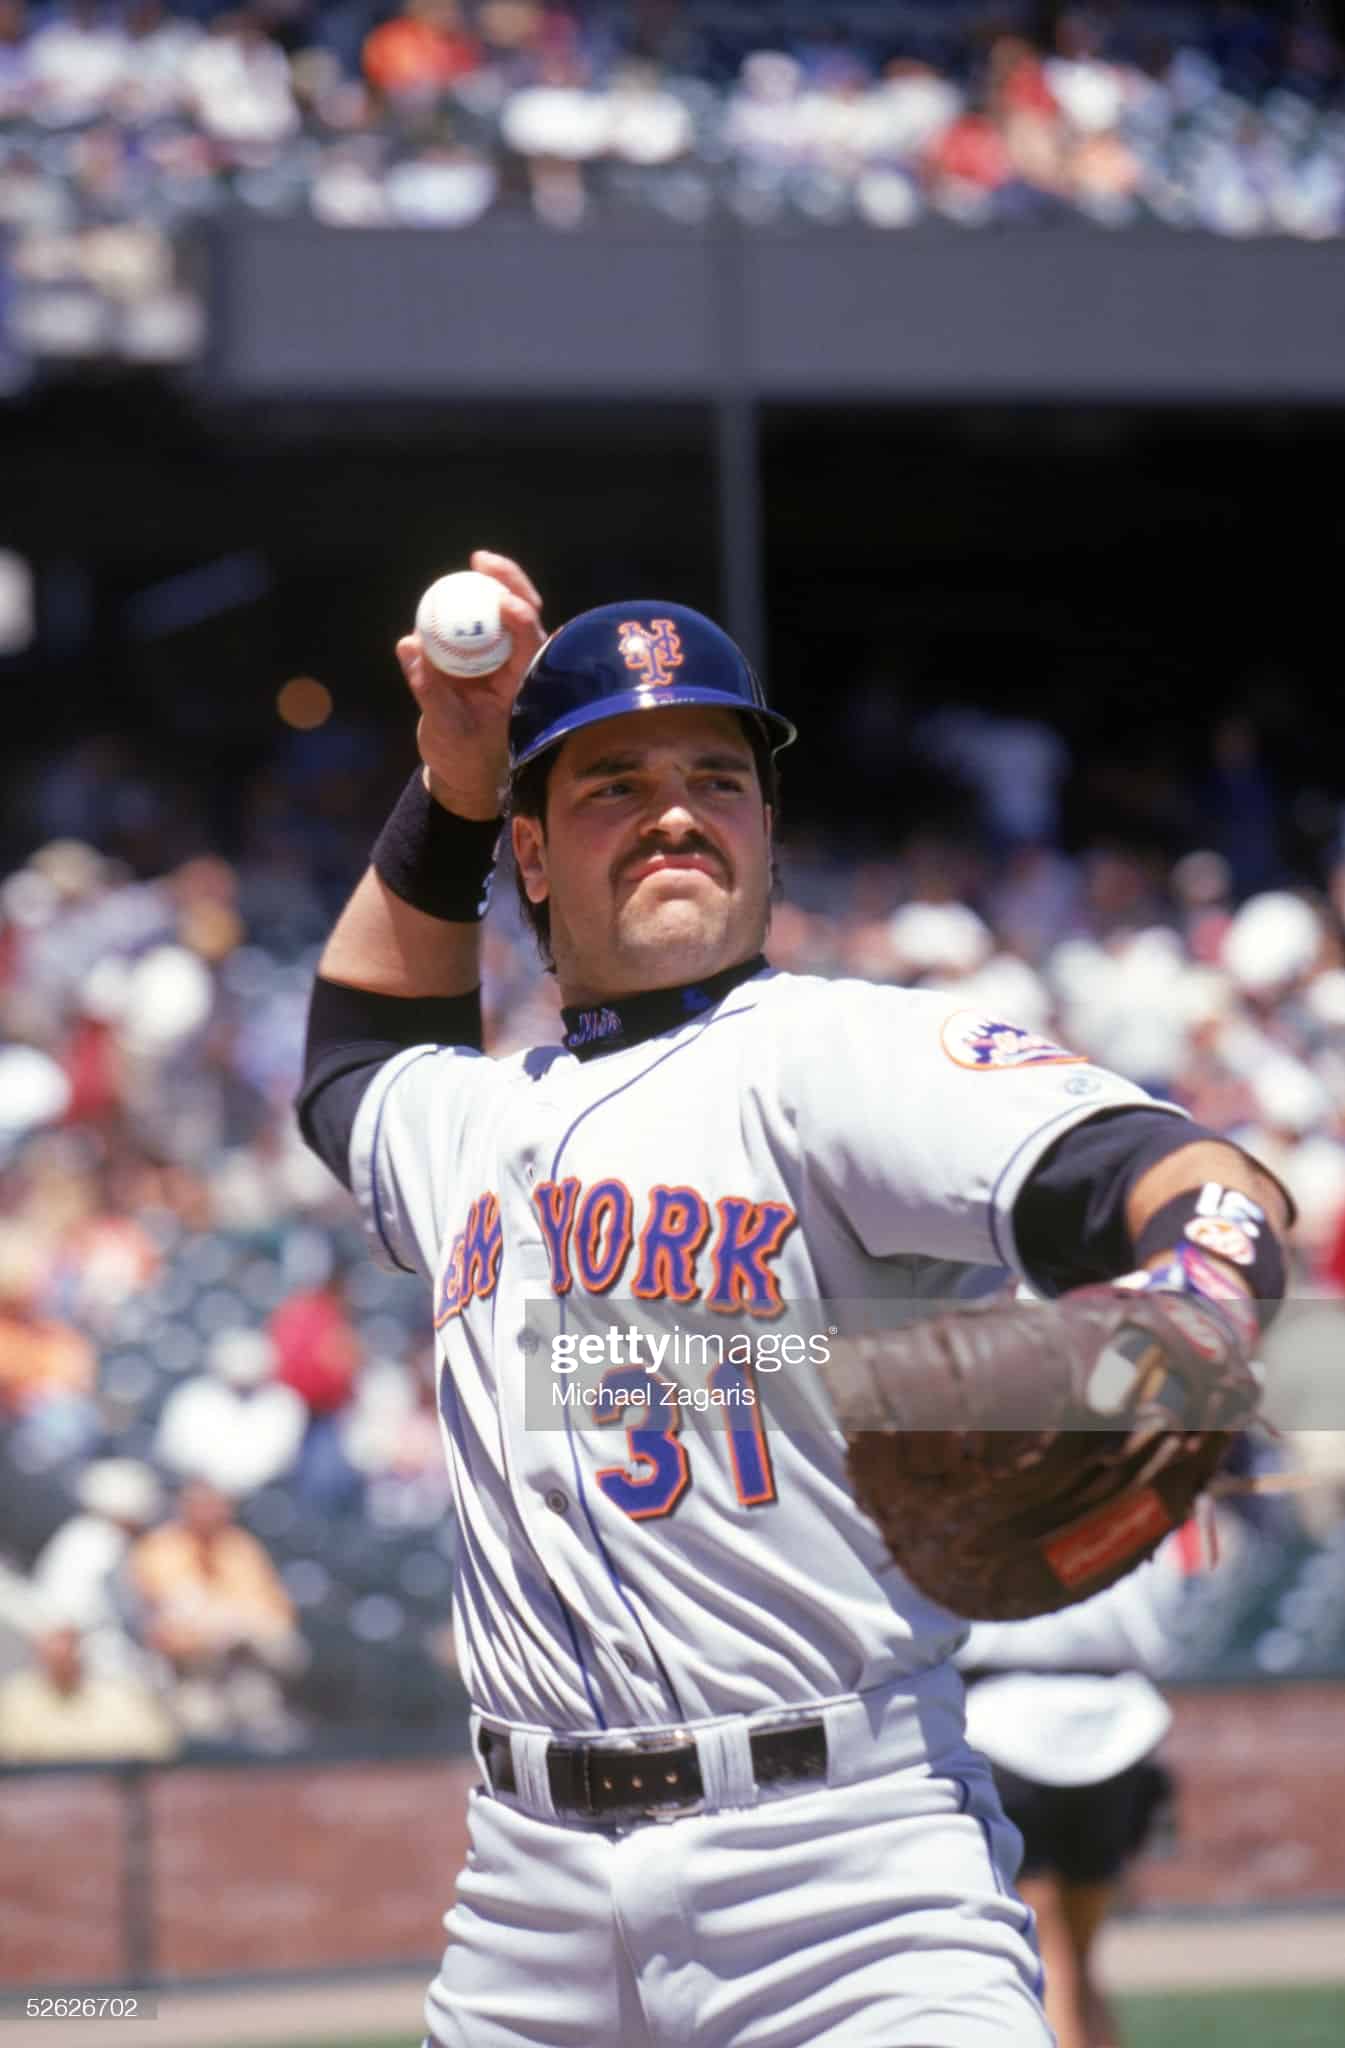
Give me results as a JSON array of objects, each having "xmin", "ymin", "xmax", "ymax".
[{"xmin": 3, "ymin": 1688, "xmax": 1342, "ymax": 1991}]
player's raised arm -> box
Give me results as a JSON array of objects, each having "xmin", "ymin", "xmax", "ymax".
[
  {"xmin": 318, "ymin": 550, "xmax": 546, "ymax": 999},
  {"xmin": 297, "ymin": 551, "xmax": 545, "ymax": 1195}
]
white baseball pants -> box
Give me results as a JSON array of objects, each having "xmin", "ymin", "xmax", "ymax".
[{"xmin": 424, "ymin": 1740, "xmax": 1052, "ymax": 2046}]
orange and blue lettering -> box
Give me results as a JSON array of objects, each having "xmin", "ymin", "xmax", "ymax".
[
  {"xmin": 574, "ymin": 1180, "xmax": 634, "ymax": 1294},
  {"xmin": 632, "ymin": 1185, "xmax": 711, "ymax": 1302},
  {"xmin": 706, "ymin": 1197, "xmax": 796, "ymax": 1316},
  {"xmin": 434, "ymin": 1231, "xmax": 467, "ymax": 1326},
  {"xmin": 709, "ymin": 1360, "xmax": 777, "ymax": 1506},
  {"xmin": 594, "ymin": 1366, "xmax": 690, "ymax": 1519},
  {"xmin": 533, "ymin": 1177, "xmax": 580, "ymax": 1294},
  {"xmin": 459, "ymin": 1194, "xmax": 502, "ymax": 1305},
  {"xmin": 435, "ymin": 1189, "xmax": 502, "ymax": 1322}
]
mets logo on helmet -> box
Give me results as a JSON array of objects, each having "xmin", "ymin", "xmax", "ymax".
[{"xmin": 618, "ymin": 619, "xmax": 684, "ymax": 686}]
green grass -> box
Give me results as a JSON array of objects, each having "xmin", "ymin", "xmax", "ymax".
[
  {"xmin": 1115, "ymin": 1981, "xmax": 1345, "ymax": 2046},
  {"xmin": 248, "ymin": 1982, "xmax": 1345, "ymax": 2048}
]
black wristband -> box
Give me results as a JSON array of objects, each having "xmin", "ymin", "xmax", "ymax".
[
  {"xmin": 371, "ymin": 771, "xmax": 502, "ymax": 922},
  {"xmin": 1134, "ymin": 1184, "xmax": 1286, "ymax": 1328}
]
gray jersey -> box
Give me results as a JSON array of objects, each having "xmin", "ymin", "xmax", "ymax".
[{"xmin": 350, "ymin": 968, "xmax": 1168, "ymax": 1733}]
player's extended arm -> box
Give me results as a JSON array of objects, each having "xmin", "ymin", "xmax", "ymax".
[
  {"xmin": 318, "ymin": 551, "xmax": 546, "ymax": 999},
  {"xmin": 823, "ymin": 1113, "xmax": 1295, "ymax": 1619},
  {"xmin": 298, "ymin": 552, "xmax": 546, "ymax": 1188},
  {"xmin": 1012, "ymin": 1108, "xmax": 1292, "ymax": 1311}
]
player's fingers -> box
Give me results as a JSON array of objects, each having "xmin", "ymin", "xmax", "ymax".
[
  {"xmin": 397, "ymin": 635, "xmax": 467, "ymax": 700},
  {"xmin": 497, "ymin": 588, "xmax": 546, "ymax": 655},
  {"xmin": 470, "ymin": 550, "xmax": 543, "ymax": 613},
  {"xmin": 396, "ymin": 635, "xmax": 440, "ymax": 695}
]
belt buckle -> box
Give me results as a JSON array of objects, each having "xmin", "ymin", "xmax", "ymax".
[{"xmin": 627, "ymin": 1726, "xmax": 703, "ymax": 1822}]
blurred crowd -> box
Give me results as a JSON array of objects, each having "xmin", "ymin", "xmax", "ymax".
[
  {"xmin": 3, "ymin": 694, "xmax": 1345, "ymax": 1763},
  {"xmin": 5, "ymin": 2, "xmax": 1345, "ymax": 361}
]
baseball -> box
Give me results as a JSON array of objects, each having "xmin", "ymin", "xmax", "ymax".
[{"xmin": 415, "ymin": 571, "xmax": 514, "ymax": 678}]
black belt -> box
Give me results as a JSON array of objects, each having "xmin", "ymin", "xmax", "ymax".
[{"xmin": 478, "ymin": 1719, "xmax": 828, "ymax": 1821}]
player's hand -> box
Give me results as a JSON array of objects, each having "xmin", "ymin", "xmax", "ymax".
[{"xmin": 396, "ymin": 550, "xmax": 546, "ymax": 820}]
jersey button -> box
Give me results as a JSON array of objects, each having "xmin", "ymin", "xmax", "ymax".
[
  {"xmin": 617, "ymin": 1647, "xmax": 639, "ymax": 1674},
  {"xmin": 545, "ymin": 1489, "xmax": 569, "ymax": 1515}
]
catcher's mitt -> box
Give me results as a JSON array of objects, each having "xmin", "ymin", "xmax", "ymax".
[{"xmin": 822, "ymin": 1283, "xmax": 1262, "ymax": 1620}]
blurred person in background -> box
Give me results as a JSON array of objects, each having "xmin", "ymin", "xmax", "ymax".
[
  {"xmin": 26, "ymin": 0, "xmax": 129, "ymax": 128},
  {"xmin": 154, "ymin": 1327, "xmax": 307, "ymax": 1499},
  {"xmin": 1, "ymin": 0, "xmax": 1345, "ymax": 243},
  {"xmin": 0, "ymin": 1222, "xmax": 99, "ymax": 1464},
  {"xmin": 601, "ymin": 56, "xmax": 698, "ymax": 223},
  {"xmin": 269, "ymin": 1266, "xmax": 366, "ymax": 1513},
  {"xmin": 985, "ymin": 33, "xmax": 1068, "ymax": 210},
  {"xmin": 0, "ymin": 1616, "xmax": 179, "ymax": 1764},
  {"xmin": 129, "ymin": 1476, "xmax": 303, "ymax": 1745},
  {"xmin": 345, "ymin": 1336, "xmax": 452, "ymax": 1527},
  {"xmin": 180, "ymin": 5, "xmax": 301, "ymax": 153},
  {"xmin": 1219, "ymin": 888, "xmax": 1327, "ymax": 1023},
  {"xmin": 958, "ymin": 1542, "xmax": 1188, "ymax": 2048},
  {"xmin": 362, "ymin": 0, "xmax": 481, "ymax": 104},
  {"xmin": 31, "ymin": 1456, "xmax": 161, "ymax": 1677},
  {"xmin": 722, "ymin": 48, "xmax": 807, "ymax": 214},
  {"xmin": 116, "ymin": 0, "xmax": 205, "ymax": 125},
  {"xmin": 46, "ymin": 1157, "xmax": 163, "ymax": 1335},
  {"xmin": 499, "ymin": 43, "xmax": 608, "ymax": 226},
  {"xmin": 922, "ymin": 77, "xmax": 1015, "ymax": 223},
  {"xmin": 0, "ymin": 1045, "xmax": 73, "ymax": 1173}
]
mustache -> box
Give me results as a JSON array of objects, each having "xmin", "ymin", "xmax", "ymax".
[{"xmin": 614, "ymin": 836, "xmax": 730, "ymax": 888}]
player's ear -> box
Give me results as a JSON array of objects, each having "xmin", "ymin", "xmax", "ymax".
[{"xmin": 511, "ymin": 814, "xmax": 550, "ymax": 905}]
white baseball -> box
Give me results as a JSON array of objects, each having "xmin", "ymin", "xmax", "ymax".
[{"xmin": 415, "ymin": 571, "xmax": 514, "ymax": 678}]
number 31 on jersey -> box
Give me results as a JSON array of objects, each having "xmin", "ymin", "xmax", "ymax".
[{"xmin": 593, "ymin": 1364, "xmax": 777, "ymax": 1518}]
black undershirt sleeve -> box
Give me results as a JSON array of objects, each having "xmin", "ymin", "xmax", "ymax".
[
  {"xmin": 1012, "ymin": 1106, "xmax": 1224, "ymax": 1296},
  {"xmin": 295, "ymin": 975, "xmax": 484, "ymax": 1190}
]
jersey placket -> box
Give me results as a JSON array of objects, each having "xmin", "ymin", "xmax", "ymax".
[{"xmin": 496, "ymin": 1099, "xmax": 678, "ymax": 1728}]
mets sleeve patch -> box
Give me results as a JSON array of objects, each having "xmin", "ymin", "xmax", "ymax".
[{"xmin": 940, "ymin": 1010, "xmax": 1087, "ymax": 1072}]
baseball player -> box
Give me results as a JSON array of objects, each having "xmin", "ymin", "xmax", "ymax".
[{"xmin": 298, "ymin": 550, "xmax": 1289, "ymax": 2047}]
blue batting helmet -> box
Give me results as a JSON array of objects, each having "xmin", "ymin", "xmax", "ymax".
[{"xmin": 509, "ymin": 601, "xmax": 797, "ymax": 771}]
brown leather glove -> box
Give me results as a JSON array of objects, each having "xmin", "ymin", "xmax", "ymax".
[{"xmin": 821, "ymin": 1284, "xmax": 1261, "ymax": 1620}]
